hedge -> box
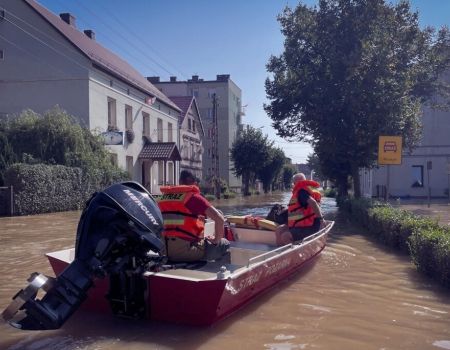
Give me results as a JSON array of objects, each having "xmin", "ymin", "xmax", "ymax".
[
  {"xmin": 4, "ymin": 163, "xmax": 84, "ymax": 215},
  {"xmin": 337, "ymin": 197, "xmax": 450, "ymax": 288},
  {"xmin": 4, "ymin": 163, "xmax": 128, "ymax": 215}
]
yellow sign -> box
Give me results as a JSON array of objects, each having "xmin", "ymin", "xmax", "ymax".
[{"xmin": 378, "ymin": 136, "xmax": 402, "ymax": 165}]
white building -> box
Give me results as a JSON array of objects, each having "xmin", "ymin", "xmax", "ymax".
[
  {"xmin": 0, "ymin": 0, "xmax": 182, "ymax": 193},
  {"xmin": 169, "ymin": 96, "xmax": 205, "ymax": 181},
  {"xmin": 360, "ymin": 73, "xmax": 450, "ymax": 199},
  {"xmin": 150, "ymin": 75, "xmax": 243, "ymax": 192}
]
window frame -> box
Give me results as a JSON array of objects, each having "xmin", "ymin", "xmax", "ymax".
[
  {"xmin": 142, "ymin": 112, "xmax": 150, "ymax": 137},
  {"xmin": 411, "ymin": 165, "xmax": 424, "ymax": 188},
  {"xmin": 125, "ymin": 105, "xmax": 133, "ymax": 130},
  {"xmin": 107, "ymin": 97, "xmax": 117, "ymax": 128}
]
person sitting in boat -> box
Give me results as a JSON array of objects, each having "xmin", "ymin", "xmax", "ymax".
[
  {"xmin": 157, "ymin": 170, "xmax": 230, "ymax": 263},
  {"xmin": 275, "ymin": 173, "xmax": 325, "ymax": 246}
]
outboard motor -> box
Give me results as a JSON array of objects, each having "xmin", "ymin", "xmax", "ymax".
[{"xmin": 2, "ymin": 182, "xmax": 164, "ymax": 330}]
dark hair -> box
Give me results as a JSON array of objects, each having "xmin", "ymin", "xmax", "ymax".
[{"xmin": 179, "ymin": 170, "xmax": 196, "ymax": 185}]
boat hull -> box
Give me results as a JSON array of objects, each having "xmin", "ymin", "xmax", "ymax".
[{"xmin": 46, "ymin": 222, "xmax": 332, "ymax": 326}]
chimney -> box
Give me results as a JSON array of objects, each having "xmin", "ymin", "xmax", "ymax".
[
  {"xmin": 216, "ymin": 74, "xmax": 230, "ymax": 82},
  {"xmin": 192, "ymin": 75, "xmax": 199, "ymax": 82},
  {"xmin": 170, "ymin": 76, "xmax": 177, "ymax": 82},
  {"xmin": 147, "ymin": 76, "xmax": 160, "ymax": 83},
  {"xmin": 84, "ymin": 29, "xmax": 95, "ymax": 40},
  {"xmin": 59, "ymin": 13, "xmax": 76, "ymax": 27}
]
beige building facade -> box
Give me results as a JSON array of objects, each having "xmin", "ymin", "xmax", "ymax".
[
  {"xmin": 150, "ymin": 75, "xmax": 243, "ymax": 192},
  {"xmin": 0, "ymin": 0, "xmax": 182, "ymax": 194}
]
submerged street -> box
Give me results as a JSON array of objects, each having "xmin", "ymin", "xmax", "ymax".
[{"xmin": 0, "ymin": 193, "xmax": 449, "ymax": 350}]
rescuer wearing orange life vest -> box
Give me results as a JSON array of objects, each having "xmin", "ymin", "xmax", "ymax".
[
  {"xmin": 275, "ymin": 173, "xmax": 325, "ymax": 246},
  {"xmin": 157, "ymin": 170, "xmax": 230, "ymax": 262}
]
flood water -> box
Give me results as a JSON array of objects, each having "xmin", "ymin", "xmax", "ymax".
[{"xmin": 1, "ymin": 192, "xmax": 449, "ymax": 350}]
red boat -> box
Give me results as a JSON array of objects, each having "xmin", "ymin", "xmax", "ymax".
[{"xmin": 46, "ymin": 221, "xmax": 334, "ymax": 326}]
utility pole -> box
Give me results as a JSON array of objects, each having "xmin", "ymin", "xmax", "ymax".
[{"xmin": 212, "ymin": 93, "xmax": 220, "ymax": 199}]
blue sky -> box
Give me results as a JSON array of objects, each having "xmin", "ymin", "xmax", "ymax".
[{"xmin": 38, "ymin": 0, "xmax": 450, "ymax": 164}]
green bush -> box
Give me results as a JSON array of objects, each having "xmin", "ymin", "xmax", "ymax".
[
  {"xmin": 409, "ymin": 227, "xmax": 450, "ymax": 288},
  {"xmin": 323, "ymin": 188, "xmax": 337, "ymax": 198},
  {"xmin": 338, "ymin": 196, "xmax": 450, "ymax": 288},
  {"xmin": 4, "ymin": 163, "xmax": 84, "ymax": 215},
  {"xmin": 204, "ymin": 194, "xmax": 216, "ymax": 202},
  {"xmin": 223, "ymin": 191, "xmax": 237, "ymax": 199}
]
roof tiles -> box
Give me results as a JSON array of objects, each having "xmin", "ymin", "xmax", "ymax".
[{"xmin": 138, "ymin": 142, "xmax": 181, "ymax": 161}]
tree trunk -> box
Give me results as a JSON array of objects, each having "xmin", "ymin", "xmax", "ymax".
[
  {"xmin": 337, "ymin": 176, "xmax": 348, "ymax": 198},
  {"xmin": 352, "ymin": 166, "xmax": 361, "ymax": 198},
  {"xmin": 243, "ymin": 173, "xmax": 250, "ymax": 196}
]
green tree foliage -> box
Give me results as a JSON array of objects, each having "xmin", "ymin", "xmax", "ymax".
[
  {"xmin": 257, "ymin": 147, "xmax": 286, "ymax": 193},
  {"xmin": 0, "ymin": 123, "xmax": 16, "ymax": 186},
  {"xmin": 2, "ymin": 108, "xmax": 128, "ymax": 198},
  {"xmin": 230, "ymin": 126, "xmax": 274, "ymax": 195},
  {"xmin": 265, "ymin": 0, "xmax": 450, "ymax": 197},
  {"xmin": 282, "ymin": 164, "xmax": 296, "ymax": 190},
  {"xmin": 306, "ymin": 153, "xmax": 325, "ymax": 181}
]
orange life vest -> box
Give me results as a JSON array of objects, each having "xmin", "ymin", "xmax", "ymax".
[
  {"xmin": 288, "ymin": 180, "xmax": 321, "ymax": 229},
  {"xmin": 157, "ymin": 185, "xmax": 205, "ymax": 241}
]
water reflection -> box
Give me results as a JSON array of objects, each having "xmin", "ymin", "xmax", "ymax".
[{"xmin": 1, "ymin": 192, "xmax": 450, "ymax": 350}]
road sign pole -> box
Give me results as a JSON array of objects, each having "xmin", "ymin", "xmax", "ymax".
[
  {"xmin": 386, "ymin": 165, "xmax": 390, "ymax": 201},
  {"xmin": 427, "ymin": 160, "xmax": 432, "ymax": 208}
]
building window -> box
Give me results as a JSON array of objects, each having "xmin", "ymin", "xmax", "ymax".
[
  {"xmin": 0, "ymin": 49, "xmax": 4, "ymax": 60},
  {"xmin": 190, "ymin": 88, "xmax": 199, "ymax": 97},
  {"xmin": 207, "ymin": 89, "xmax": 216, "ymax": 98},
  {"xmin": 126, "ymin": 156, "xmax": 133, "ymax": 177},
  {"xmin": 188, "ymin": 119, "xmax": 192, "ymax": 131},
  {"xmin": 107, "ymin": 97, "xmax": 116, "ymax": 128},
  {"xmin": 142, "ymin": 112, "xmax": 150, "ymax": 137},
  {"xmin": 125, "ymin": 105, "xmax": 132, "ymax": 130},
  {"xmin": 110, "ymin": 153, "xmax": 118, "ymax": 167},
  {"xmin": 0, "ymin": 9, "xmax": 5, "ymax": 20},
  {"xmin": 167, "ymin": 122, "xmax": 173, "ymax": 142},
  {"xmin": 158, "ymin": 161, "xmax": 164, "ymax": 185},
  {"xmin": 411, "ymin": 165, "xmax": 424, "ymax": 187},
  {"xmin": 157, "ymin": 118, "xmax": 163, "ymax": 142},
  {"xmin": 168, "ymin": 162, "xmax": 174, "ymax": 185},
  {"xmin": 192, "ymin": 120, "xmax": 196, "ymax": 133},
  {"xmin": 207, "ymin": 108, "xmax": 213, "ymax": 118}
]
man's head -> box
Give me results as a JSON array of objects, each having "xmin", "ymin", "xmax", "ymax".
[
  {"xmin": 179, "ymin": 170, "xmax": 197, "ymax": 185},
  {"xmin": 292, "ymin": 173, "xmax": 306, "ymax": 184}
]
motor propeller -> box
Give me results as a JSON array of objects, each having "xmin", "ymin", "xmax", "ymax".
[{"xmin": 1, "ymin": 182, "xmax": 164, "ymax": 330}]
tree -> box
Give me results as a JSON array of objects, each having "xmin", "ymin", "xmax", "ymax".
[
  {"xmin": 257, "ymin": 147, "xmax": 286, "ymax": 193},
  {"xmin": 0, "ymin": 125, "xmax": 16, "ymax": 186},
  {"xmin": 2, "ymin": 107, "xmax": 128, "ymax": 193},
  {"xmin": 306, "ymin": 153, "xmax": 325, "ymax": 181},
  {"xmin": 281, "ymin": 164, "xmax": 296, "ymax": 190},
  {"xmin": 265, "ymin": 0, "xmax": 450, "ymax": 197},
  {"xmin": 230, "ymin": 126, "xmax": 273, "ymax": 195}
]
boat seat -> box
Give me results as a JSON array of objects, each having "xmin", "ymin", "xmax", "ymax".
[{"xmin": 229, "ymin": 241, "xmax": 277, "ymax": 252}]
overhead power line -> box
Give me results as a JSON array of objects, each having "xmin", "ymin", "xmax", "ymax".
[
  {"xmin": 87, "ymin": 0, "xmax": 189, "ymax": 80},
  {"xmin": 70, "ymin": 0, "xmax": 181, "ymax": 78}
]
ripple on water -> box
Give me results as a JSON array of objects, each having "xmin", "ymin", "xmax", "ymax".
[
  {"xmin": 274, "ymin": 334, "xmax": 296, "ymax": 340},
  {"xmin": 264, "ymin": 342, "xmax": 306, "ymax": 350},
  {"xmin": 434, "ymin": 340, "xmax": 450, "ymax": 349},
  {"xmin": 298, "ymin": 303, "xmax": 332, "ymax": 313}
]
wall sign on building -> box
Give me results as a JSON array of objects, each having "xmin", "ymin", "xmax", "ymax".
[
  {"xmin": 101, "ymin": 131, "xmax": 124, "ymax": 145},
  {"xmin": 378, "ymin": 136, "xmax": 403, "ymax": 165}
]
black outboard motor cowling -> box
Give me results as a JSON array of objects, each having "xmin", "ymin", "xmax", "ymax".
[{"xmin": 1, "ymin": 182, "xmax": 164, "ymax": 330}]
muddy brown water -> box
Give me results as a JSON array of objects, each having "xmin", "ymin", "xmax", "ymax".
[{"xmin": 0, "ymin": 193, "xmax": 449, "ymax": 350}]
